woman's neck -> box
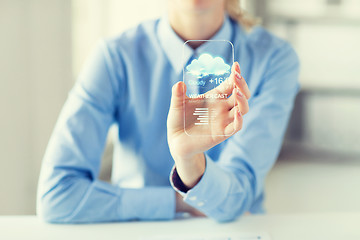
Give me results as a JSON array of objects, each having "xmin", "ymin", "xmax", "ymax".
[{"xmin": 168, "ymin": 5, "xmax": 225, "ymax": 49}]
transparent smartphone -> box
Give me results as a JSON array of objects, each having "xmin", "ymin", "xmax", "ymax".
[{"xmin": 183, "ymin": 40, "xmax": 235, "ymax": 136}]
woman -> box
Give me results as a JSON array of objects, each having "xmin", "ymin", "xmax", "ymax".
[{"xmin": 37, "ymin": 0, "xmax": 299, "ymax": 223}]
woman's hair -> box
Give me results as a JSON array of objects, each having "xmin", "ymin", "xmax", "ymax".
[{"xmin": 225, "ymin": 0, "xmax": 259, "ymax": 30}]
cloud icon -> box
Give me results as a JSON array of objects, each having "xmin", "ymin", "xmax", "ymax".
[{"xmin": 186, "ymin": 53, "xmax": 230, "ymax": 76}]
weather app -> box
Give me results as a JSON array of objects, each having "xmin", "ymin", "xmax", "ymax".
[
  {"xmin": 183, "ymin": 40, "xmax": 234, "ymax": 136},
  {"xmin": 185, "ymin": 53, "xmax": 231, "ymax": 99},
  {"xmin": 186, "ymin": 53, "xmax": 230, "ymax": 76}
]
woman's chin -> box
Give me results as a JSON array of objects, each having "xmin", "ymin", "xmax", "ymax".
[{"xmin": 175, "ymin": 0, "xmax": 222, "ymax": 12}]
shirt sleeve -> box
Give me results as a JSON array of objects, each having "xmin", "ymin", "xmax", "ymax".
[
  {"xmin": 170, "ymin": 43, "xmax": 300, "ymax": 222},
  {"xmin": 37, "ymin": 41, "xmax": 175, "ymax": 223}
]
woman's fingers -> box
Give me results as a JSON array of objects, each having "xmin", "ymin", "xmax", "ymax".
[
  {"xmin": 203, "ymin": 62, "xmax": 251, "ymax": 102},
  {"xmin": 234, "ymin": 88, "xmax": 249, "ymax": 115},
  {"xmin": 170, "ymin": 81, "xmax": 187, "ymax": 110},
  {"xmin": 226, "ymin": 90, "xmax": 237, "ymax": 109},
  {"xmin": 226, "ymin": 88, "xmax": 249, "ymax": 115},
  {"xmin": 224, "ymin": 105, "xmax": 243, "ymax": 136},
  {"xmin": 222, "ymin": 87, "xmax": 248, "ymax": 135},
  {"xmin": 233, "ymin": 62, "xmax": 251, "ymax": 99}
]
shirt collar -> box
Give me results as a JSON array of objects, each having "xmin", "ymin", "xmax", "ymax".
[{"xmin": 157, "ymin": 14, "xmax": 233, "ymax": 75}]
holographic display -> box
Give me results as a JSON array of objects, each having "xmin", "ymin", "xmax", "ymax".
[{"xmin": 183, "ymin": 40, "xmax": 235, "ymax": 136}]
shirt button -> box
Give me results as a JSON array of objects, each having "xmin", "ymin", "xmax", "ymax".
[
  {"xmin": 189, "ymin": 196, "xmax": 197, "ymax": 201},
  {"xmin": 197, "ymin": 201, "xmax": 205, "ymax": 207}
]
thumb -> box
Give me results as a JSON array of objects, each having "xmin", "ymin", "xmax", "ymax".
[{"xmin": 170, "ymin": 81, "xmax": 186, "ymax": 110}]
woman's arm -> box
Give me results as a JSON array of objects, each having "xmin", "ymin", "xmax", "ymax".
[
  {"xmin": 167, "ymin": 43, "xmax": 300, "ymax": 222},
  {"xmin": 37, "ymin": 41, "xmax": 176, "ymax": 223}
]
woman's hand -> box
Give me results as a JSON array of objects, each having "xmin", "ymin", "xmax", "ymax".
[{"xmin": 167, "ymin": 62, "xmax": 251, "ymax": 188}]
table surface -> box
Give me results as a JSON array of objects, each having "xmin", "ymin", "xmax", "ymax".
[{"xmin": 1, "ymin": 213, "xmax": 359, "ymax": 240}]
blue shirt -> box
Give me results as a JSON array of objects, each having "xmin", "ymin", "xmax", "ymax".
[{"xmin": 37, "ymin": 15, "xmax": 299, "ymax": 223}]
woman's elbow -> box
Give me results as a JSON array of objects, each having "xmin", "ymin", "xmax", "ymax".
[
  {"xmin": 37, "ymin": 189, "xmax": 81, "ymax": 223},
  {"xmin": 37, "ymin": 195, "xmax": 72, "ymax": 223},
  {"xmin": 37, "ymin": 178, "xmax": 90, "ymax": 223}
]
